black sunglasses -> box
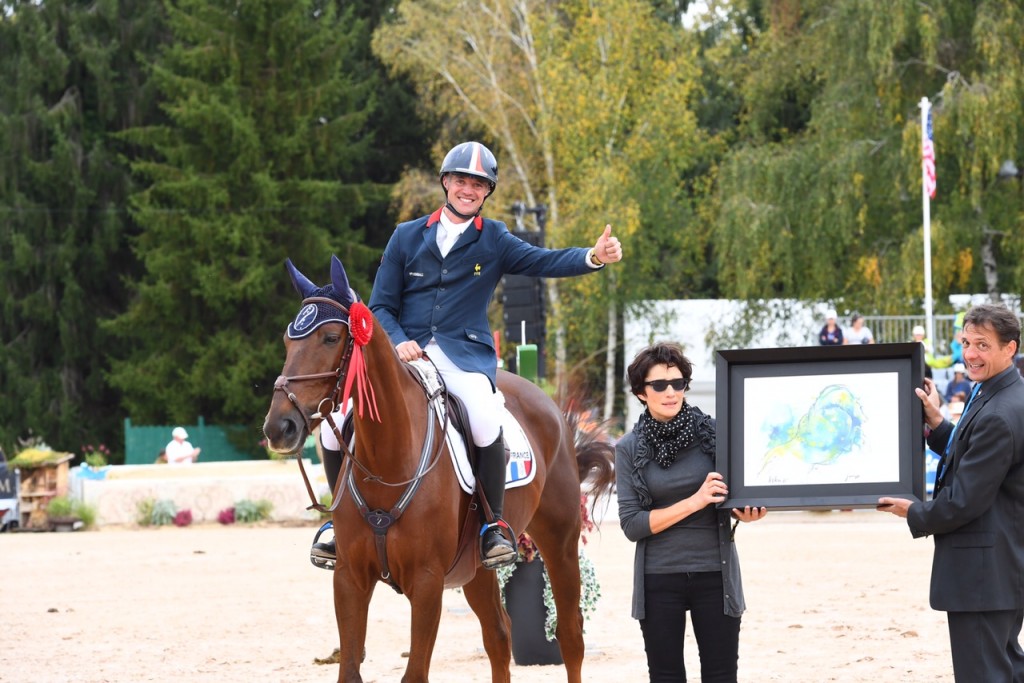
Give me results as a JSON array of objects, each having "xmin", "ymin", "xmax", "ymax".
[{"xmin": 643, "ymin": 378, "xmax": 690, "ymax": 392}]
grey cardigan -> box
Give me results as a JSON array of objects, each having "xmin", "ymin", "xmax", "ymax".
[{"xmin": 615, "ymin": 424, "xmax": 746, "ymax": 620}]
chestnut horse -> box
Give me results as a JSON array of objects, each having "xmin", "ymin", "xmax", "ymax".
[{"xmin": 262, "ymin": 256, "xmax": 614, "ymax": 683}]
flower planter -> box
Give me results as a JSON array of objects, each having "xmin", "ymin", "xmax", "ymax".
[
  {"xmin": 502, "ymin": 558, "xmax": 563, "ymax": 666},
  {"xmin": 48, "ymin": 515, "xmax": 83, "ymax": 532}
]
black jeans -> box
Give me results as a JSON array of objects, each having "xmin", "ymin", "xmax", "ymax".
[{"xmin": 639, "ymin": 571, "xmax": 741, "ymax": 683}]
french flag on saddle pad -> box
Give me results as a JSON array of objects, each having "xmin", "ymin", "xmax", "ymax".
[{"xmin": 507, "ymin": 449, "xmax": 533, "ymax": 482}]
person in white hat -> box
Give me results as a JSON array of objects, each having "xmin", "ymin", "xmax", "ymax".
[
  {"xmin": 165, "ymin": 426, "xmax": 201, "ymax": 465},
  {"xmin": 818, "ymin": 308, "xmax": 843, "ymax": 345},
  {"xmin": 944, "ymin": 362, "xmax": 972, "ymax": 403}
]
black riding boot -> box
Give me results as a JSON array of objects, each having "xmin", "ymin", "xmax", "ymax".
[
  {"xmin": 476, "ymin": 430, "xmax": 517, "ymax": 569},
  {"xmin": 310, "ymin": 445, "xmax": 341, "ymax": 570}
]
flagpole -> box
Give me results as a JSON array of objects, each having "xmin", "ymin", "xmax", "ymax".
[{"xmin": 920, "ymin": 96, "xmax": 935, "ymax": 348}]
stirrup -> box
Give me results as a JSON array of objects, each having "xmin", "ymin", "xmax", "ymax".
[
  {"xmin": 479, "ymin": 519, "xmax": 517, "ymax": 570},
  {"xmin": 310, "ymin": 520, "xmax": 335, "ymax": 571}
]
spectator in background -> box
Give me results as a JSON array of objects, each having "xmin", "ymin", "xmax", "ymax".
[
  {"xmin": 165, "ymin": 427, "xmax": 200, "ymax": 465},
  {"xmin": 844, "ymin": 312, "xmax": 875, "ymax": 345},
  {"xmin": 944, "ymin": 390, "xmax": 967, "ymax": 424},
  {"xmin": 950, "ymin": 311, "xmax": 966, "ymax": 365},
  {"xmin": 944, "ymin": 363, "xmax": 972, "ymax": 403},
  {"xmin": 913, "ymin": 325, "xmax": 936, "ymax": 379},
  {"xmin": 818, "ymin": 309, "xmax": 844, "ymax": 346},
  {"xmin": 912, "ymin": 324, "xmax": 931, "ymax": 353}
]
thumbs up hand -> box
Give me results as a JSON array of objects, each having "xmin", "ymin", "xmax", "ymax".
[{"xmin": 592, "ymin": 224, "xmax": 622, "ymax": 264}]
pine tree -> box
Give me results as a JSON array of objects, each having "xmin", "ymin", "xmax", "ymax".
[
  {"xmin": 0, "ymin": 0, "xmax": 165, "ymax": 457},
  {"xmin": 108, "ymin": 0, "xmax": 384, "ymax": 429}
]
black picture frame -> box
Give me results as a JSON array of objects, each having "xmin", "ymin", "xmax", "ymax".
[{"xmin": 715, "ymin": 343, "xmax": 925, "ymax": 511}]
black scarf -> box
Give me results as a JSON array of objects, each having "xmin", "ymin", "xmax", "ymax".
[
  {"xmin": 636, "ymin": 405, "xmax": 698, "ymax": 468},
  {"xmin": 629, "ymin": 403, "xmax": 716, "ymax": 508}
]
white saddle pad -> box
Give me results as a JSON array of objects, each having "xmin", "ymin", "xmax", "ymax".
[{"xmin": 406, "ymin": 359, "xmax": 536, "ymax": 495}]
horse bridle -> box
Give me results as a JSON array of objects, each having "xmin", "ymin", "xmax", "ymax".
[
  {"xmin": 271, "ymin": 296, "xmax": 450, "ymax": 511},
  {"xmin": 271, "ymin": 296, "xmax": 356, "ymax": 511}
]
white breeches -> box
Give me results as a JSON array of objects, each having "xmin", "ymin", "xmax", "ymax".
[
  {"xmin": 319, "ymin": 341, "xmax": 502, "ymax": 450},
  {"xmin": 424, "ymin": 341, "xmax": 502, "ymax": 447}
]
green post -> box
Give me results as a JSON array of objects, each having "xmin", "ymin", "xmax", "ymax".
[{"xmin": 517, "ymin": 344, "xmax": 538, "ymax": 384}]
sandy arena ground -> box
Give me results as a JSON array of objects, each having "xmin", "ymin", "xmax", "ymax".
[{"xmin": 1, "ymin": 510, "xmax": 954, "ymax": 682}]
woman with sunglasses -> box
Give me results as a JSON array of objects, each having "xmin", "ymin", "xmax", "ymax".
[{"xmin": 616, "ymin": 342, "xmax": 767, "ymax": 683}]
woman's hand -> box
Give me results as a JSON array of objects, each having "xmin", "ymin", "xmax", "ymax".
[
  {"xmin": 694, "ymin": 472, "xmax": 728, "ymax": 507},
  {"xmin": 731, "ymin": 506, "xmax": 767, "ymax": 523}
]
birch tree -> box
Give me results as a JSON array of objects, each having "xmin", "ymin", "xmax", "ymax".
[
  {"xmin": 543, "ymin": 0, "xmax": 703, "ymax": 418},
  {"xmin": 374, "ymin": 0, "xmax": 706, "ymax": 415}
]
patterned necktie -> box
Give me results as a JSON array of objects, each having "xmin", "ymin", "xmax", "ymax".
[{"xmin": 936, "ymin": 382, "xmax": 980, "ymax": 485}]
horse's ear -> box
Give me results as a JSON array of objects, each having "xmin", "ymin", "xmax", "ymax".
[
  {"xmin": 330, "ymin": 255, "xmax": 354, "ymax": 307},
  {"xmin": 285, "ymin": 258, "xmax": 318, "ymax": 299}
]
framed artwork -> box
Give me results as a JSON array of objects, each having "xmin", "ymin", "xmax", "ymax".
[{"xmin": 715, "ymin": 343, "xmax": 925, "ymax": 510}]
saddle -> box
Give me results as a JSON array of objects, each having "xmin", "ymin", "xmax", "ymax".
[{"xmin": 442, "ymin": 390, "xmax": 510, "ymax": 470}]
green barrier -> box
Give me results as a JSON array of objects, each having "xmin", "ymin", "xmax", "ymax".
[
  {"xmin": 124, "ymin": 417, "xmax": 263, "ymax": 465},
  {"xmin": 517, "ymin": 344, "xmax": 538, "ymax": 384}
]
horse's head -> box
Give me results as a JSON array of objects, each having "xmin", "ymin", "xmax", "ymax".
[{"xmin": 262, "ymin": 255, "xmax": 360, "ymax": 454}]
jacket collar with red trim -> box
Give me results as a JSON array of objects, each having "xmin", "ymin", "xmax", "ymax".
[{"xmin": 427, "ymin": 207, "xmax": 484, "ymax": 231}]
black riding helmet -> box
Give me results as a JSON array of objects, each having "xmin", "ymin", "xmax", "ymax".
[{"xmin": 439, "ymin": 142, "xmax": 498, "ymax": 219}]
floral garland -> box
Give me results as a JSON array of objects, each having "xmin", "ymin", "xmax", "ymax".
[
  {"xmin": 497, "ymin": 554, "xmax": 600, "ymax": 642},
  {"xmin": 495, "ymin": 494, "xmax": 602, "ymax": 641}
]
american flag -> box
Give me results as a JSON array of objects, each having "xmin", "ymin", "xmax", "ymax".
[{"xmin": 922, "ymin": 111, "xmax": 936, "ymax": 199}]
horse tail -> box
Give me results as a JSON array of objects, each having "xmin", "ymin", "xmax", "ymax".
[{"xmin": 563, "ymin": 407, "xmax": 616, "ymax": 519}]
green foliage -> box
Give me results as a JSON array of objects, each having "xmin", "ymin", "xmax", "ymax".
[
  {"xmin": 7, "ymin": 447, "xmax": 71, "ymax": 469},
  {"xmin": 106, "ymin": 0, "xmax": 392, "ymax": 431},
  {"xmin": 5, "ymin": 0, "xmax": 1024, "ymax": 451},
  {"xmin": 0, "ymin": 0, "xmax": 426, "ymax": 458},
  {"xmin": 233, "ymin": 499, "xmax": 272, "ymax": 523},
  {"xmin": 136, "ymin": 498, "xmax": 155, "ymax": 526},
  {"xmin": 75, "ymin": 501, "xmax": 98, "ymax": 529},
  {"xmin": 375, "ymin": 0, "xmax": 709, "ymax": 397},
  {"xmin": 0, "ymin": 0, "xmax": 163, "ymax": 458},
  {"xmin": 318, "ymin": 492, "xmax": 333, "ymax": 520},
  {"xmin": 81, "ymin": 444, "xmax": 111, "ymax": 468},
  {"xmin": 46, "ymin": 495, "xmax": 97, "ymax": 528},
  {"xmin": 707, "ymin": 0, "xmax": 1024, "ymax": 309},
  {"xmin": 46, "ymin": 496, "xmax": 75, "ymax": 518},
  {"xmin": 496, "ymin": 553, "xmax": 600, "ymax": 641},
  {"xmin": 136, "ymin": 497, "xmax": 178, "ymax": 526}
]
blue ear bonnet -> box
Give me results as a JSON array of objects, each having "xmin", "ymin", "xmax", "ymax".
[{"xmin": 287, "ymin": 284, "xmax": 355, "ymax": 340}]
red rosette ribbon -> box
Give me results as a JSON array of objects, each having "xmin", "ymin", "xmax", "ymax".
[
  {"xmin": 341, "ymin": 302, "xmax": 380, "ymax": 422},
  {"xmin": 348, "ymin": 301, "xmax": 373, "ymax": 346}
]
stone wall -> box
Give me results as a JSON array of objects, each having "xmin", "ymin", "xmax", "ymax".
[{"xmin": 71, "ymin": 459, "xmax": 328, "ymax": 526}]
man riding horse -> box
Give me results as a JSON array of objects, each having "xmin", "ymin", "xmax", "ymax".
[{"xmin": 312, "ymin": 140, "xmax": 623, "ymax": 569}]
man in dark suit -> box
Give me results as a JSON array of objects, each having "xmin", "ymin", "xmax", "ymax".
[
  {"xmin": 312, "ymin": 141, "xmax": 622, "ymax": 570},
  {"xmin": 878, "ymin": 303, "xmax": 1024, "ymax": 681}
]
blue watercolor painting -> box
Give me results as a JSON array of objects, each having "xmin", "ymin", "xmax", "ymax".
[{"xmin": 743, "ymin": 372, "xmax": 900, "ymax": 486}]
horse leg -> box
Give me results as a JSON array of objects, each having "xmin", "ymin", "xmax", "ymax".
[
  {"xmin": 537, "ymin": 542, "xmax": 584, "ymax": 683},
  {"xmin": 526, "ymin": 485, "xmax": 585, "ymax": 682},
  {"xmin": 400, "ymin": 577, "xmax": 446, "ymax": 683},
  {"xmin": 462, "ymin": 570, "xmax": 512, "ymax": 683},
  {"xmin": 333, "ymin": 571, "xmax": 374, "ymax": 683}
]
